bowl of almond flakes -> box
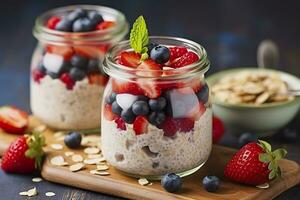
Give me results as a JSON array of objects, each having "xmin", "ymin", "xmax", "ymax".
[{"xmin": 207, "ymin": 68, "xmax": 300, "ymax": 136}]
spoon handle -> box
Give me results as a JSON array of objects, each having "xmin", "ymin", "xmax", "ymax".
[{"xmin": 257, "ymin": 40, "xmax": 279, "ymax": 68}]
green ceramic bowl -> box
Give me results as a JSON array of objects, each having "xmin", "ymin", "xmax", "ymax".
[{"xmin": 207, "ymin": 68, "xmax": 300, "ymax": 137}]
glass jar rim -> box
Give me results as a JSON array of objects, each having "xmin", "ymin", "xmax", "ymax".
[
  {"xmin": 103, "ymin": 36, "xmax": 210, "ymax": 81},
  {"xmin": 33, "ymin": 5, "xmax": 129, "ymax": 45}
]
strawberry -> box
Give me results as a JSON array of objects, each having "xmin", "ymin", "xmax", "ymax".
[
  {"xmin": 176, "ymin": 118, "xmax": 194, "ymax": 132},
  {"xmin": 88, "ymin": 74, "xmax": 108, "ymax": 86},
  {"xmin": 114, "ymin": 117, "xmax": 126, "ymax": 130},
  {"xmin": 1, "ymin": 132, "xmax": 45, "ymax": 174},
  {"xmin": 188, "ymin": 101, "xmax": 206, "ymax": 121},
  {"xmin": 133, "ymin": 116, "xmax": 148, "ymax": 135},
  {"xmin": 46, "ymin": 16, "xmax": 61, "ymax": 29},
  {"xmin": 0, "ymin": 106, "xmax": 29, "ymax": 135},
  {"xmin": 138, "ymin": 81, "xmax": 161, "ymax": 98},
  {"xmin": 60, "ymin": 73, "xmax": 75, "ymax": 90},
  {"xmin": 169, "ymin": 46, "xmax": 188, "ymax": 61},
  {"xmin": 136, "ymin": 59, "xmax": 162, "ymax": 77},
  {"xmin": 161, "ymin": 117, "xmax": 178, "ymax": 137},
  {"xmin": 212, "ymin": 116, "xmax": 225, "ymax": 144},
  {"xmin": 103, "ymin": 104, "xmax": 117, "ymax": 121},
  {"xmin": 224, "ymin": 140, "xmax": 287, "ymax": 185},
  {"xmin": 73, "ymin": 46, "xmax": 103, "ymax": 58},
  {"xmin": 111, "ymin": 78, "xmax": 144, "ymax": 95},
  {"xmin": 32, "ymin": 69, "xmax": 45, "ymax": 83},
  {"xmin": 46, "ymin": 45, "xmax": 74, "ymax": 60},
  {"xmin": 118, "ymin": 51, "xmax": 141, "ymax": 67},
  {"xmin": 96, "ymin": 21, "xmax": 116, "ymax": 30},
  {"xmin": 170, "ymin": 51, "xmax": 199, "ymax": 68}
]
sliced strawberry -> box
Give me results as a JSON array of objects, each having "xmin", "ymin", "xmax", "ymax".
[
  {"xmin": 169, "ymin": 46, "xmax": 188, "ymax": 61},
  {"xmin": 46, "ymin": 45, "xmax": 74, "ymax": 60},
  {"xmin": 133, "ymin": 116, "xmax": 148, "ymax": 135},
  {"xmin": 88, "ymin": 74, "xmax": 108, "ymax": 86},
  {"xmin": 32, "ymin": 69, "xmax": 45, "ymax": 84},
  {"xmin": 170, "ymin": 51, "xmax": 199, "ymax": 68},
  {"xmin": 136, "ymin": 59, "xmax": 162, "ymax": 77},
  {"xmin": 96, "ymin": 21, "xmax": 116, "ymax": 30},
  {"xmin": 73, "ymin": 46, "xmax": 103, "ymax": 58},
  {"xmin": 0, "ymin": 106, "xmax": 28, "ymax": 135},
  {"xmin": 111, "ymin": 78, "xmax": 144, "ymax": 95},
  {"xmin": 103, "ymin": 104, "xmax": 117, "ymax": 121},
  {"xmin": 46, "ymin": 16, "xmax": 61, "ymax": 29},
  {"xmin": 161, "ymin": 117, "xmax": 178, "ymax": 137},
  {"xmin": 60, "ymin": 73, "xmax": 75, "ymax": 90},
  {"xmin": 177, "ymin": 118, "xmax": 194, "ymax": 132},
  {"xmin": 188, "ymin": 101, "xmax": 206, "ymax": 121},
  {"xmin": 213, "ymin": 116, "xmax": 225, "ymax": 144},
  {"xmin": 118, "ymin": 51, "xmax": 141, "ymax": 67},
  {"xmin": 177, "ymin": 78, "xmax": 202, "ymax": 93},
  {"xmin": 138, "ymin": 81, "xmax": 161, "ymax": 98},
  {"xmin": 114, "ymin": 117, "xmax": 126, "ymax": 130}
]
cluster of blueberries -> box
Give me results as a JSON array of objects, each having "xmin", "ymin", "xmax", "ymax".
[
  {"xmin": 55, "ymin": 8, "xmax": 104, "ymax": 32},
  {"xmin": 38, "ymin": 53, "xmax": 106, "ymax": 81}
]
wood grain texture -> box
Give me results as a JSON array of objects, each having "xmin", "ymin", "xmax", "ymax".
[{"xmin": 1, "ymin": 116, "xmax": 299, "ymax": 200}]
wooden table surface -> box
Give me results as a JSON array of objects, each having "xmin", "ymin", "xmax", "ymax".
[{"xmin": 0, "ymin": 0, "xmax": 299, "ymax": 199}]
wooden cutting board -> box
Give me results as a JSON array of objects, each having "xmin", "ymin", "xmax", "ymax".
[{"xmin": 0, "ymin": 116, "xmax": 300, "ymax": 200}]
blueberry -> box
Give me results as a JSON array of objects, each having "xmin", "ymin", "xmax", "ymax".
[
  {"xmin": 106, "ymin": 92, "xmax": 117, "ymax": 104},
  {"xmin": 46, "ymin": 71, "xmax": 60, "ymax": 79},
  {"xmin": 69, "ymin": 67, "xmax": 86, "ymax": 81},
  {"xmin": 161, "ymin": 173, "xmax": 182, "ymax": 193},
  {"xmin": 132, "ymin": 101, "xmax": 150, "ymax": 116},
  {"xmin": 71, "ymin": 55, "xmax": 88, "ymax": 70},
  {"xmin": 55, "ymin": 19, "xmax": 72, "ymax": 32},
  {"xmin": 150, "ymin": 45, "xmax": 170, "ymax": 64},
  {"xmin": 37, "ymin": 61, "xmax": 46, "ymax": 73},
  {"xmin": 148, "ymin": 112, "xmax": 166, "ymax": 126},
  {"xmin": 88, "ymin": 11, "xmax": 103, "ymax": 25},
  {"xmin": 196, "ymin": 84, "xmax": 209, "ymax": 103},
  {"xmin": 238, "ymin": 133, "xmax": 258, "ymax": 148},
  {"xmin": 64, "ymin": 132, "xmax": 82, "ymax": 149},
  {"xmin": 149, "ymin": 97, "xmax": 167, "ymax": 111},
  {"xmin": 59, "ymin": 61, "xmax": 72, "ymax": 73},
  {"xmin": 137, "ymin": 95, "xmax": 149, "ymax": 102},
  {"xmin": 112, "ymin": 101, "xmax": 122, "ymax": 116},
  {"xmin": 147, "ymin": 43, "xmax": 158, "ymax": 53},
  {"xmin": 72, "ymin": 17, "xmax": 95, "ymax": 32},
  {"xmin": 67, "ymin": 8, "xmax": 86, "ymax": 22},
  {"xmin": 87, "ymin": 59, "xmax": 101, "ymax": 74},
  {"xmin": 202, "ymin": 175, "xmax": 220, "ymax": 192},
  {"xmin": 121, "ymin": 109, "xmax": 136, "ymax": 124}
]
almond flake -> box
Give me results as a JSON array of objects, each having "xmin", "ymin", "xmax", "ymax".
[
  {"xmin": 51, "ymin": 144, "xmax": 63, "ymax": 150},
  {"xmin": 97, "ymin": 165, "xmax": 109, "ymax": 171},
  {"xmin": 72, "ymin": 154, "xmax": 83, "ymax": 162},
  {"xmin": 34, "ymin": 125, "xmax": 47, "ymax": 132},
  {"xmin": 256, "ymin": 183, "xmax": 270, "ymax": 189},
  {"xmin": 69, "ymin": 163, "xmax": 85, "ymax": 172},
  {"xmin": 50, "ymin": 156, "xmax": 68, "ymax": 166},
  {"xmin": 32, "ymin": 177, "xmax": 42, "ymax": 182},
  {"xmin": 54, "ymin": 131, "xmax": 65, "ymax": 138},
  {"xmin": 19, "ymin": 191, "xmax": 28, "ymax": 196},
  {"xmin": 84, "ymin": 157, "xmax": 105, "ymax": 165},
  {"xmin": 87, "ymin": 154, "xmax": 102, "ymax": 159},
  {"xmin": 27, "ymin": 187, "xmax": 38, "ymax": 197},
  {"xmin": 90, "ymin": 170, "xmax": 110, "ymax": 176},
  {"xmin": 138, "ymin": 178, "xmax": 149, "ymax": 186},
  {"xmin": 84, "ymin": 147, "xmax": 100, "ymax": 154},
  {"xmin": 64, "ymin": 151, "xmax": 74, "ymax": 157},
  {"xmin": 45, "ymin": 192, "xmax": 56, "ymax": 197}
]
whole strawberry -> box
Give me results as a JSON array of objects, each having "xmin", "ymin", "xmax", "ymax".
[
  {"xmin": 212, "ymin": 116, "xmax": 225, "ymax": 144},
  {"xmin": 1, "ymin": 132, "xmax": 45, "ymax": 174},
  {"xmin": 224, "ymin": 140, "xmax": 287, "ymax": 185}
]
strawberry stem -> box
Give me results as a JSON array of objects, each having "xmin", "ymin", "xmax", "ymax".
[{"xmin": 25, "ymin": 132, "xmax": 45, "ymax": 169}]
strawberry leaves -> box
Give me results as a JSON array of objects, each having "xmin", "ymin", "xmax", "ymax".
[{"xmin": 25, "ymin": 132, "xmax": 46, "ymax": 169}]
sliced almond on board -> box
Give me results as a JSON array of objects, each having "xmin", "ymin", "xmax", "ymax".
[
  {"xmin": 65, "ymin": 151, "xmax": 74, "ymax": 157},
  {"xmin": 87, "ymin": 154, "xmax": 102, "ymax": 159},
  {"xmin": 45, "ymin": 192, "xmax": 56, "ymax": 197},
  {"xmin": 72, "ymin": 154, "xmax": 83, "ymax": 162},
  {"xmin": 84, "ymin": 147, "xmax": 100, "ymax": 154},
  {"xmin": 50, "ymin": 156, "xmax": 68, "ymax": 166},
  {"xmin": 256, "ymin": 183, "xmax": 270, "ymax": 189},
  {"xmin": 69, "ymin": 163, "xmax": 85, "ymax": 172},
  {"xmin": 97, "ymin": 165, "xmax": 109, "ymax": 171},
  {"xmin": 34, "ymin": 125, "xmax": 47, "ymax": 132},
  {"xmin": 50, "ymin": 144, "xmax": 63, "ymax": 150},
  {"xmin": 90, "ymin": 170, "xmax": 110, "ymax": 176},
  {"xmin": 84, "ymin": 157, "xmax": 106, "ymax": 165},
  {"xmin": 138, "ymin": 178, "xmax": 150, "ymax": 186}
]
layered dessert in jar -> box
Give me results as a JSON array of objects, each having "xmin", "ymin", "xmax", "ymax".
[
  {"xmin": 30, "ymin": 5, "xmax": 128, "ymax": 130},
  {"xmin": 101, "ymin": 16, "xmax": 212, "ymax": 179}
]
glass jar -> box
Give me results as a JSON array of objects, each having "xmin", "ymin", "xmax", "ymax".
[
  {"xmin": 101, "ymin": 36, "xmax": 212, "ymax": 179},
  {"xmin": 30, "ymin": 5, "xmax": 128, "ymax": 130}
]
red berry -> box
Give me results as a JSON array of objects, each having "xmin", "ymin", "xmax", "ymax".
[
  {"xmin": 46, "ymin": 16, "xmax": 61, "ymax": 29},
  {"xmin": 88, "ymin": 74, "xmax": 108, "ymax": 86},
  {"xmin": 187, "ymin": 101, "xmax": 206, "ymax": 121},
  {"xmin": 170, "ymin": 52, "xmax": 199, "ymax": 68},
  {"xmin": 177, "ymin": 118, "xmax": 194, "ymax": 132},
  {"xmin": 212, "ymin": 116, "xmax": 225, "ymax": 144},
  {"xmin": 133, "ymin": 116, "xmax": 148, "ymax": 135},
  {"xmin": 103, "ymin": 104, "xmax": 118, "ymax": 121},
  {"xmin": 46, "ymin": 45, "xmax": 74, "ymax": 60},
  {"xmin": 138, "ymin": 81, "xmax": 161, "ymax": 98},
  {"xmin": 32, "ymin": 69, "xmax": 45, "ymax": 84},
  {"xmin": 161, "ymin": 117, "xmax": 178, "ymax": 137},
  {"xmin": 118, "ymin": 51, "xmax": 141, "ymax": 67},
  {"xmin": 73, "ymin": 46, "xmax": 101, "ymax": 59},
  {"xmin": 0, "ymin": 106, "xmax": 28, "ymax": 135},
  {"xmin": 60, "ymin": 73, "xmax": 75, "ymax": 90},
  {"xmin": 169, "ymin": 46, "xmax": 188, "ymax": 61},
  {"xmin": 136, "ymin": 59, "xmax": 162, "ymax": 77},
  {"xmin": 114, "ymin": 117, "xmax": 126, "ymax": 130},
  {"xmin": 111, "ymin": 78, "xmax": 144, "ymax": 95},
  {"xmin": 96, "ymin": 21, "xmax": 116, "ymax": 30}
]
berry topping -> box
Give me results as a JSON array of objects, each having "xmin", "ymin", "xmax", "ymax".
[
  {"xmin": 66, "ymin": 8, "xmax": 86, "ymax": 22},
  {"xmin": 32, "ymin": 69, "xmax": 45, "ymax": 83},
  {"xmin": 46, "ymin": 16, "xmax": 61, "ymax": 29},
  {"xmin": 0, "ymin": 106, "xmax": 29, "ymax": 135},
  {"xmin": 60, "ymin": 73, "xmax": 75, "ymax": 90},
  {"xmin": 64, "ymin": 132, "xmax": 82, "ymax": 149},
  {"xmin": 202, "ymin": 175, "xmax": 220, "ymax": 192},
  {"xmin": 96, "ymin": 21, "xmax": 116, "ymax": 30},
  {"xmin": 118, "ymin": 51, "xmax": 141, "ymax": 67},
  {"xmin": 138, "ymin": 81, "xmax": 161, "ymax": 99},
  {"xmin": 72, "ymin": 17, "xmax": 94, "ymax": 32},
  {"xmin": 169, "ymin": 46, "xmax": 188, "ymax": 61},
  {"xmin": 238, "ymin": 133, "xmax": 258, "ymax": 148},
  {"xmin": 46, "ymin": 45, "xmax": 74, "ymax": 60},
  {"xmin": 161, "ymin": 173, "xmax": 182, "ymax": 193},
  {"xmin": 150, "ymin": 45, "xmax": 170, "ymax": 64},
  {"xmin": 112, "ymin": 79, "xmax": 144, "ymax": 95},
  {"xmin": 161, "ymin": 117, "xmax": 178, "ymax": 137},
  {"xmin": 133, "ymin": 116, "xmax": 148, "ymax": 135},
  {"xmin": 88, "ymin": 74, "xmax": 108, "ymax": 86},
  {"xmin": 87, "ymin": 59, "xmax": 101, "ymax": 74},
  {"xmin": 176, "ymin": 118, "xmax": 194, "ymax": 132},
  {"xmin": 116, "ymin": 94, "xmax": 138, "ymax": 110},
  {"xmin": 88, "ymin": 11, "xmax": 104, "ymax": 25},
  {"xmin": 132, "ymin": 101, "xmax": 150, "ymax": 116},
  {"xmin": 69, "ymin": 67, "xmax": 86, "ymax": 81},
  {"xmin": 103, "ymin": 104, "xmax": 117, "ymax": 121},
  {"xmin": 170, "ymin": 51, "xmax": 199, "ymax": 68},
  {"xmin": 149, "ymin": 97, "xmax": 167, "ymax": 111},
  {"xmin": 147, "ymin": 43, "xmax": 158, "ymax": 53},
  {"xmin": 70, "ymin": 54, "xmax": 88, "ymax": 70},
  {"xmin": 188, "ymin": 101, "xmax": 206, "ymax": 121},
  {"xmin": 120, "ymin": 109, "xmax": 136, "ymax": 124},
  {"xmin": 224, "ymin": 140, "xmax": 287, "ymax": 185},
  {"xmin": 114, "ymin": 117, "xmax": 126, "ymax": 130},
  {"xmin": 212, "ymin": 116, "xmax": 225, "ymax": 144},
  {"xmin": 106, "ymin": 92, "xmax": 117, "ymax": 104},
  {"xmin": 136, "ymin": 59, "xmax": 162, "ymax": 77},
  {"xmin": 112, "ymin": 101, "xmax": 122, "ymax": 116},
  {"xmin": 55, "ymin": 19, "xmax": 73, "ymax": 32},
  {"xmin": 148, "ymin": 112, "xmax": 166, "ymax": 126}
]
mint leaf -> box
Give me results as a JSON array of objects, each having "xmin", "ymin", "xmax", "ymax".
[{"xmin": 130, "ymin": 15, "xmax": 149, "ymax": 54}]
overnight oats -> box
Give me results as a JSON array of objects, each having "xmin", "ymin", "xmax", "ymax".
[
  {"xmin": 101, "ymin": 16, "xmax": 212, "ymax": 179},
  {"xmin": 30, "ymin": 5, "xmax": 128, "ymax": 130}
]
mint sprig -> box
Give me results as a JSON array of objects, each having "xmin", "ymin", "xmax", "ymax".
[{"xmin": 129, "ymin": 15, "xmax": 149, "ymax": 61}]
